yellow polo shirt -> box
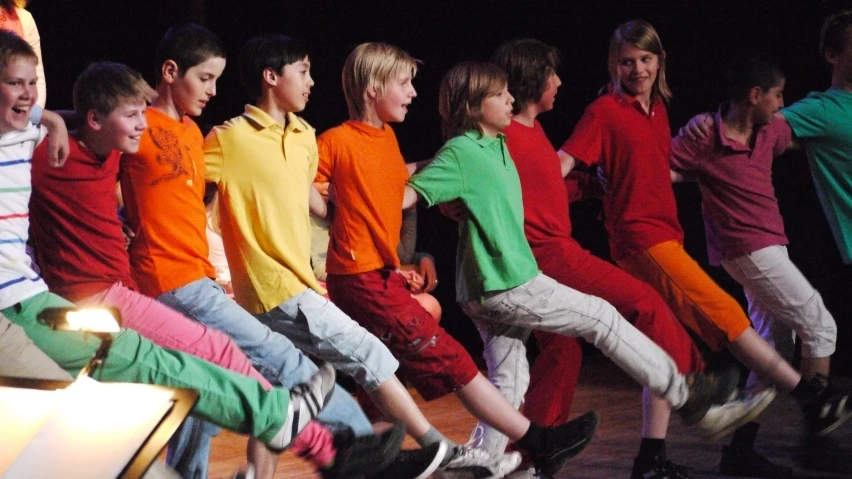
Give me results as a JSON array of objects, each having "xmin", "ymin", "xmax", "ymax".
[{"xmin": 204, "ymin": 105, "xmax": 325, "ymax": 314}]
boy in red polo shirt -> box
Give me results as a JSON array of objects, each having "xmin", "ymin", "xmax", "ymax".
[
  {"xmin": 559, "ymin": 19, "xmax": 849, "ymax": 456},
  {"xmin": 468, "ymin": 38, "xmax": 772, "ymax": 479}
]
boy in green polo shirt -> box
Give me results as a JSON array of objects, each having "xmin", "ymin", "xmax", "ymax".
[{"xmin": 405, "ymin": 63, "xmax": 768, "ymax": 469}]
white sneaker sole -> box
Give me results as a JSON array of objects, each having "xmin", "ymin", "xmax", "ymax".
[{"xmin": 703, "ymin": 388, "xmax": 776, "ymax": 442}]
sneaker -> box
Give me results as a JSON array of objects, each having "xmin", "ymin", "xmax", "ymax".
[
  {"xmin": 630, "ymin": 455, "xmax": 691, "ymax": 479},
  {"xmin": 373, "ymin": 441, "xmax": 447, "ymax": 479},
  {"xmin": 437, "ymin": 446, "xmax": 522, "ymax": 479},
  {"xmin": 800, "ymin": 376, "xmax": 852, "ymax": 436},
  {"xmin": 232, "ymin": 464, "xmax": 255, "ymax": 479},
  {"xmin": 321, "ymin": 423, "xmax": 405, "ymax": 479},
  {"xmin": 678, "ymin": 369, "xmax": 740, "ymax": 426},
  {"xmin": 533, "ymin": 410, "xmax": 600, "ymax": 478},
  {"xmin": 268, "ymin": 363, "xmax": 336, "ymax": 451},
  {"xmin": 719, "ymin": 444, "xmax": 792, "ymax": 478},
  {"xmin": 698, "ymin": 387, "xmax": 776, "ymax": 442}
]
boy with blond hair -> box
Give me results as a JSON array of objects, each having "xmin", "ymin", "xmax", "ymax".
[
  {"xmin": 204, "ymin": 33, "xmax": 512, "ymax": 479},
  {"xmin": 315, "ymin": 42, "xmax": 609, "ymax": 479}
]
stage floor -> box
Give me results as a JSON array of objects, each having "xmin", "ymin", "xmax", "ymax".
[{"xmin": 207, "ymin": 357, "xmax": 852, "ymax": 478}]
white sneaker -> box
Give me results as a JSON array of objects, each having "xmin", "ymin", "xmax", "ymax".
[
  {"xmin": 699, "ymin": 387, "xmax": 776, "ymax": 442},
  {"xmin": 437, "ymin": 446, "xmax": 522, "ymax": 479}
]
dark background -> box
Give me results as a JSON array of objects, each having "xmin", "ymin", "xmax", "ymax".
[{"xmin": 30, "ymin": 0, "xmax": 852, "ymax": 375}]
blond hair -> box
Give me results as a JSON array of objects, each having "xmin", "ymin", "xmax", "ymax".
[
  {"xmin": 73, "ymin": 62, "xmax": 156, "ymax": 117},
  {"xmin": 342, "ymin": 42, "xmax": 419, "ymax": 120},
  {"xmin": 607, "ymin": 20, "xmax": 672, "ymax": 104},
  {"xmin": 438, "ymin": 62, "xmax": 508, "ymax": 141}
]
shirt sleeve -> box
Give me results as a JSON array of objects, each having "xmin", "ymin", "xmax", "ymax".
[
  {"xmin": 770, "ymin": 116, "xmax": 794, "ymax": 157},
  {"xmin": 203, "ymin": 129, "xmax": 224, "ymax": 183},
  {"xmin": 669, "ymin": 128, "xmax": 706, "ymax": 173},
  {"xmin": 560, "ymin": 103, "xmax": 604, "ymax": 167},
  {"xmin": 315, "ymin": 135, "xmax": 333, "ymax": 184},
  {"xmin": 408, "ymin": 145, "xmax": 465, "ymax": 207},
  {"xmin": 781, "ymin": 93, "xmax": 827, "ymax": 140}
]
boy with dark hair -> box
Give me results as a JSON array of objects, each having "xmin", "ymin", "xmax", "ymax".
[
  {"xmin": 119, "ymin": 23, "xmax": 376, "ymax": 479},
  {"xmin": 673, "ymin": 52, "xmax": 849, "ymax": 477},
  {"xmin": 475, "ymin": 38, "xmax": 773, "ymax": 479},
  {"xmin": 204, "ymin": 32, "xmax": 493, "ymax": 479}
]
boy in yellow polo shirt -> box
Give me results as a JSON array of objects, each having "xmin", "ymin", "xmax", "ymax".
[{"xmin": 203, "ymin": 33, "xmax": 516, "ymax": 478}]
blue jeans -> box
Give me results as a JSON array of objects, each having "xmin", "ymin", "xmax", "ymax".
[
  {"xmin": 167, "ymin": 417, "xmax": 220, "ymax": 479},
  {"xmin": 256, "ymin": 288, "xmax": 398, "ymax": 392},
  {"xmin": 158, "ymin": 278, "xmax": 373, "ymax": 439}
]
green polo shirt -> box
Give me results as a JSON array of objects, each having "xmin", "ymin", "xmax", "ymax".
[
  {"xmin": 408, "ymin": 130, "xmax": 539, "ymax": 301},
  {"xmin": 782, "ymin": 88, "xmax": 852, "ymax": 264}
]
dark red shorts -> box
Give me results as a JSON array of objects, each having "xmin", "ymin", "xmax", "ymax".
[{"xmin": 327, "ymin": 268, "xmax": 479, "ymax": 401}]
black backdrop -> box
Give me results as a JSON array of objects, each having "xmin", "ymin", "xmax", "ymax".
[{"xmin": 31, "ymin": 0, "xmax": 852, "ymax": 375}]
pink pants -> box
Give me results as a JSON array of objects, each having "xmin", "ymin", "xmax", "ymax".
[{"xmin": 80, "ymin": 282, "xmax": 272, "ymax": 390}]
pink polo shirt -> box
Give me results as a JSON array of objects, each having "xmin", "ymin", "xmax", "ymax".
[
  {"xmin": 670, "ymin": 104, "xmax": 792, "ymax": 265},
  {"xmin": 561, "ymin": 91, "xmax": 683, "ymax": 261}
]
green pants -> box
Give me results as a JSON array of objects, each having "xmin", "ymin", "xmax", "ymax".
[{"xmin": 2, "ymin": 291, "xmax": 288, "ymax": 443}]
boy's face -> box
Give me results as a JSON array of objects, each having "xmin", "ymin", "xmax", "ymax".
[
  {"xmin": 95, "ymin": 98, "xmax": 148, "ymax": 154},
  {"xmin": 617, "ymin": 43, "xmax": 660, "ymax": 101},
  {"xmin": 374, "ymin": 70, "xmax": 417, "ymax": 123},
  {"xmin": 0, "ymin": 56, "xmax": 37, "ymax": 135},
  {"xmin": 753, "ymin": 81, "xmax": 785, "ymax": 126},
  {"xmin": 170, "ymin": 56, "xmax": 226, "ymax": 117},
  {"xmin": 272, "ymin": 56, "xmax": 314, "ymax": 113},
  {"xmin": 479, "ymin": 86, "xmax": 515, "ymax": 137},
  {"xmin": 826, "ymin": 26, "xmax": 852, "ymax": 87},
  {"xmin": 537, "ymin": 72, "xmax": 562, "ymax": 112}
]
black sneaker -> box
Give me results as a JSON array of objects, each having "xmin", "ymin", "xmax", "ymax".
[
  {"xmin": 372, "ymin": 441, "xmax": 447, "ymax": 479},
  {"xmin": 321, "ymin": 424, "xmax": 405, "ymax": 479},
  {"xmin": 630, "ymin": 455, "xmax": 690, "ymax": 479},
  {"xmin": 678, "ymin": 369, "xmax": 740, "ymax": 426},
  {"xmin": 532, "ymin": 410, "xmax": 600, "ymax": 478},
  {"xmin": 799, "ymin": 376, "xmax": 852, "ymax": 436},
  {"xmin": 719, "ymin": 444, "xmax": 792, "ymax": 478}
]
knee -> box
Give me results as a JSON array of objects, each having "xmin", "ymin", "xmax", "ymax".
[{"xmin": 412, "ymin": 293, "xmax": 442, "ymax": 322}]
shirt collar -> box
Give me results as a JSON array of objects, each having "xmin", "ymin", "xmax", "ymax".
[
  {"xmin": 463, "ymin": 130, "xmax": 505, "ymax": 147},
  {"xmin": 715, "ymin": 102, "xmax": 758, "ymax": 152},
  {"xmin": 242, "ymin": 104, "xmax": 307, "ymax": 133}
]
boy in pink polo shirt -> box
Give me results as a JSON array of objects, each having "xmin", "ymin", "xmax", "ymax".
[{"xmin": 671, "ymin": 54, "xmax": 847, "ymax": 477}]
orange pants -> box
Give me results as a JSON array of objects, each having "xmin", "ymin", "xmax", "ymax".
[{"xmin": 617, "ymin": 240, "xmax": 751, "ymax": 351}]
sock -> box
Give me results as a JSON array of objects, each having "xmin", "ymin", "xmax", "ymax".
[
  {"xmin": 514, "ymin": 423, "xmax": 546, "ymax": 456},
  {"xmin": 729, "ymin": 422, "xmax": 760, "ymax": 448},
  {"xmin": 291, "ymin": 421, "xmax": 337, "ymax": 469},
  {"xmin": 416, "ymin": 427, "xmax": 457, "ymax": 465},
  {"xmin": 637, "ymin": 438, "xmax": 666, "ymax": 460},
  {"xmin": 791, "ymin": 377, "xmax": 821, "ymax": 402}
]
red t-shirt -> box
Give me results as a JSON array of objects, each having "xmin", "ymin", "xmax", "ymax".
[
  {"xmin": 561, "ymin": 92, "xmax": 683, "ymax": 260},
  {"xmin": 30, "ymin": 136, "xmax": 136, "ymax": 302}
]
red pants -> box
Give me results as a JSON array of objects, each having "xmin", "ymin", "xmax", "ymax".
[{"xmin": 525, "ymin": 240, "xmax": 705, "ymax": 426}]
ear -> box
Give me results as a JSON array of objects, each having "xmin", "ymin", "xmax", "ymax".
[
  {"xmin": 86, "ymin": 109, "xmax": 103, "ymax": 132},
  {"xmin": 747, "ymin": 86, "xmax": 762, "ymax": 105},
  {"xmin": 161, "ymin": 60, "xmax": 180, "ymax": 84},
  {"xmin": 366, "ymin": 85, "xmax": 378, "ymax": 100},
  {"xmin": 262, "ymin": 67, "xmax": 278, "ymax": 88},
  {"xmin": 825, "ymin": 48, "xmax": 839, "ymax": 67}
]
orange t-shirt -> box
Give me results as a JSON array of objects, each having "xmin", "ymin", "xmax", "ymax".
[
  {"xmin": 120, "ymin": 107, "xmax": 215, "ymax": 297},
  {"xmin": 315, "ymin": 121, "xmax": 410, "ymax": 275}
]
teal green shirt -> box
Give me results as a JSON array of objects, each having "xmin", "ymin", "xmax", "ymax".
[
  {"xmin": 408, "ymin": 131, "xmax": 539, "ymax": 301},
  {"xmin": 782, "ymin": 88, "xmax": 852, "ymax": 264}
]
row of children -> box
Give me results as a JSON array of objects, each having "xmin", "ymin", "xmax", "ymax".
[{"xmin": 1, "ymin": 8, "xmax": 851, "ymax": 479}]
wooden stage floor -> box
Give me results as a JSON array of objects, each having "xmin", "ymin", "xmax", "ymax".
[{"xmin": 207, "ymin": 357, "xmax": 852, "ymax": 478}]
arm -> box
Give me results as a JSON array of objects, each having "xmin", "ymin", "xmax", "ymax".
[
  {"xmin": 309, "ymin": 184, "xmax": 328, "ymax": 219},
  {"xmin": 557, "ymin": 149, "xmax": 576, "ymax": 177},
  {"xmin": 679, "ymin": 112, "xmax": 714, "ymax": 141},
  {"xmin": 402, "ymin": 185, "xmax": 420, "ymax": 209},
  {"xmin": 405, "ymin": 158, "xmax": 433, "ymax": 177},
  {"xmin": 39, "ymin": 110, "xmax": 69, "ymax": 167}
]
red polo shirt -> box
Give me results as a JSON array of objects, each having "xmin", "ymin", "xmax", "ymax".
[
  {"xmin": 561, "ymin": 92, "xmax": 683, "ymax": 261},
  {"xmin": 670, "ymin": 105, "xmax": 791, "ymax": 265},
  {"xmin": 30, "ymin": 136, "xmax": 137, "ymax": 302}
]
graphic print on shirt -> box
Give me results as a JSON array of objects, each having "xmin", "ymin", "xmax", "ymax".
[{"xmin": 149, "ymin": 125, "xmax": 196, "ymax": 187}]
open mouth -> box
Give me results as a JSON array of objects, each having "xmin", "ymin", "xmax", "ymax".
[{"xmin": 11, "ymin": 105, "xmax": 29, "ymax": 115}]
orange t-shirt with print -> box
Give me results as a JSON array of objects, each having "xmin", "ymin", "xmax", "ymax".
[
  {"xmin": 315, "ymin": 121, "xmax": 410, "ymax": 275},
  {"xmin": 120, "ymin": 107, "xmax": 215, "ymax": 297}
]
